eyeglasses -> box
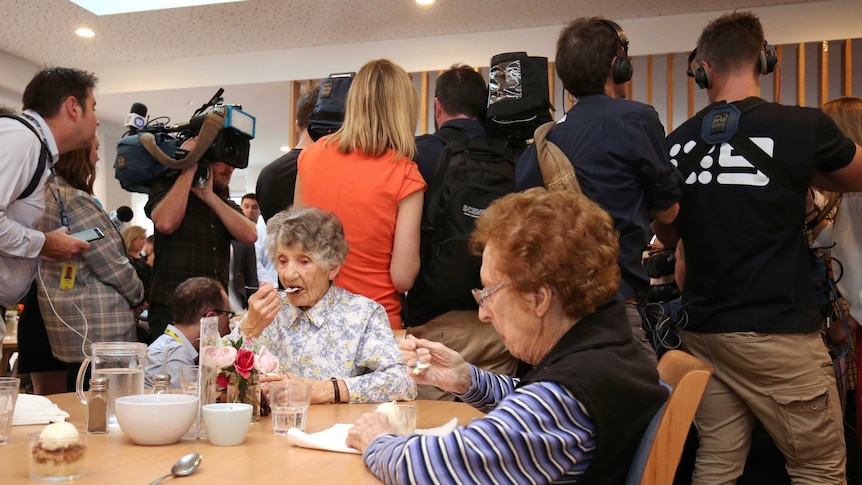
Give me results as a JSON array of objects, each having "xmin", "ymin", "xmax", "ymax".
[
  {"xmin": 471, "ymin": 281, "xmax": 511, "ymax": 307},
  {"xmin": 210, "ymin": 309, "xmax": 237, "ymax": 320}
]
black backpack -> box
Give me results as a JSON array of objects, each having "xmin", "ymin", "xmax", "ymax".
[
  {"xmin": 404, "ymin": 127, "xmax": 521, "ymax": 326},
  {"xmin": 307, "ymin": 72, "xmax": 355, "ymax": 142},
  {"xmin": 486, "ymin": 52, "xmax": 554, "ymax": 140},
  {"xmin": 1, "ymin": 114, "xmax": 48, "ymax": 200}
]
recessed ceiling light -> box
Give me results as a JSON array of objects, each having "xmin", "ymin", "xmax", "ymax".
[
  {"xmin": 280, "ymin": 146, "xmax": 290, "ymax": 152},
  {"xmin": 416, "ymin": 0, "xmax": 435, "ymax": 4},
  {"xmin": 70, "ymin": 0, "xmax": 246, "ymax": 16},
  {"xmin": 75, "ymin": 27, "xmax": 95, "ymax": 38}
]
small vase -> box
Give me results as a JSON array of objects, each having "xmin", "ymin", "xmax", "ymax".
[{"xmin": 226, "ymin": 373, "xmax": 261, "ymax": 422}]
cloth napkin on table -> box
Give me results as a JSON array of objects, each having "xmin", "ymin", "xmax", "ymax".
[
  {"xmin": 12, "ymin": 394, "xmax": 70, "ymax": 425},
  {"xmin": 286, "ymin": 417, "xmax": 459, "ymax": 454}
]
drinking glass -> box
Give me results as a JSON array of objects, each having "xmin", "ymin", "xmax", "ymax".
[
  {"xmin": 180, "ymin": 365, "xmax": 200, "ymax": 439},
  {"xmin": 270, "ymin": 381, "xmax": 311, "ymax": 435},
  {"xmin": 0, "ymin": 377, "xmax": 20, "ymax": 445}
]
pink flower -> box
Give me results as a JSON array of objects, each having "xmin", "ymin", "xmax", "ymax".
[
  {"xmin": 199, "ymin": 345, "xmax": 218, "ymax": 367},
  {"xmin": 253, "ymin": 347, "xmax": 280, "ymax": 374},
  {"xmin": 213, "ymin": 346, "xmax": 237, "ymax": 368},
  {"xmin": 234, "ymin": 349, "xmax": 255, "ymax": 379}
]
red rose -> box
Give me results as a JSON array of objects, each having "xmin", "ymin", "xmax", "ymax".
[
  {"xmin": 216, "ymin": 373, "xmax": 229, "ymax": 388},
  {"xmin": 234, "ymin": 349, "xmax": 255, "ymax": 379}
]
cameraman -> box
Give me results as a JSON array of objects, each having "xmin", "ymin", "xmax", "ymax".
[{"xmin": 144, "ymin": 137, "xmax": 256, "ymax": 342}]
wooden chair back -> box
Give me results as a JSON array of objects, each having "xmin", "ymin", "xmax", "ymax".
[{"xmin": 627, "ymin": 349, "xmax": 713, "ymax": 485}]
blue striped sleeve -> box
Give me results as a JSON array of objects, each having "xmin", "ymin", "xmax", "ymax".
[{"xmin": 362, "ymin": 374, "xmax": 596, "ymax": 484}]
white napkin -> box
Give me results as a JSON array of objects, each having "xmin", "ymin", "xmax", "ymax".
[
  {"xmin": 12, "ymin": 394, "xmax": 70, "ymax": 426},
  {"xmin": 286, "ymin": 417, "xmax": 459, "ymax": 454}
]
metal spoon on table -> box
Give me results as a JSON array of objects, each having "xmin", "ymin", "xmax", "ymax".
[{"xmin": 148, "ymin": 453, "xmax": 202, "ymax": 485}]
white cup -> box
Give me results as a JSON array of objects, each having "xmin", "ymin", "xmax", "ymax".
[{"xmin": 201, "ymin": 403, "xmax": 252, "ymax": 446}]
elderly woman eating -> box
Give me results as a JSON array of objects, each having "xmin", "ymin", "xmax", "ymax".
[
  {"xmin": 347, "ymin": 188, "xmax": 667, "ymax": 484},
  {"xmin": 236, "ymin": 205, "xmax": 416, "ymax": 404}
]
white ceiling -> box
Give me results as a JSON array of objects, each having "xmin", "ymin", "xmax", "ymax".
[{"xmin": 0, "ymin": 0, "xmax": 837, "ymax": 169}]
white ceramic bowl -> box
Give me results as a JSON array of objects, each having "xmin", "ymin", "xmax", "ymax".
[{"xmin": 115, "ymin": 394, "xmax": 198, "ymax": 445}]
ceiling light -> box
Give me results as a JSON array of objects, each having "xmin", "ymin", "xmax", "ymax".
[
  {"xmin": 416, "ymin": 0, "xmax": 435, "ymax": 4},
  {"xmin": 70, "ymin": 0, "xmax": 246, "ymax": 16},
  {"xmin": 75, "ymin": 27, "xmax": 95, "ymax": 38},
  {"xmin": 280, "ymin": 146, "xmax": 290, "ymax": 152}
]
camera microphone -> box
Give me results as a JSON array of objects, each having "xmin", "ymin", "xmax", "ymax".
[
  {"xmin": 109, "ymin": 205, "xmax": 134, "ymax": 230},
  {"xmin": 124, "ymin": 103, "xmax": 148, "ymax": 134}
]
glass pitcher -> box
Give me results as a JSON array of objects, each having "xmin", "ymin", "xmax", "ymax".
[{"xmin": 76, "ymin": 342, "xmax": 147, "ymax": 428}]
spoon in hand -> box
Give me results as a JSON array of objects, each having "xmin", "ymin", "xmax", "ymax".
[{"xmin": 148, "ymin": 453, "xmax": 202, "ymax": 485}]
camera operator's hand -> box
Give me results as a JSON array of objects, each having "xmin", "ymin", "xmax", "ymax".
[{"xmin": 190, "ymin": 165, "xmax": 214, "ymax": 201}]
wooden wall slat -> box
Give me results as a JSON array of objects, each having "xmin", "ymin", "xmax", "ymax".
[
  {"xmin": 420, "ymin": 71, "xmax": 429, "ymax": 134},
  {"xmin": 774, "ymin": 45, "xmax": 783, "ymax": 103},
  {"xmin": 666, "ymin": 54, "xmax": 674, "ymax": 132},
  {"xmin": 289, "ymin": 80, "xmax": 300, "ymax": 149},
  {"xmin": 797, "ymin": 43, "xmax": 806, "ymax": 106},
  {"xmin": 687, "ymin": 76, "xmax": 695, "ymax": 118},
  {"xmin": 844, "ymin": 39, "xmax": 853, "ymax": 97},
  {"xmin": 646, "ymin": 55, "xmax": 654, "ymax": 106},
  {"xmin": 819, "ymin": 41, "xmax": 829, "ymax": 106}
]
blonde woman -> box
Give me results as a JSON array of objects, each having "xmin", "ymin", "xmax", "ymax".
[{"xmin": 295, "ymin": 59, "xmax": 426, "ymax": 330}]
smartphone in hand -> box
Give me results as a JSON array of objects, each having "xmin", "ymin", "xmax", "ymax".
[{"xmin": 70, "ymin": 227, "xmax": 105, "ymax": 242}]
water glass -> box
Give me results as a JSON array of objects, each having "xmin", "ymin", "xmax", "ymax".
[
  {"xmin": 270, "ymin": 381, "xmax": 311, "ymax": 435},
  {"xmin": 0, "ymin": 377, "xmax": 20, "ymax": 445},
  {"xmin": 179, "ymin": 365, "xmax": 200, "ymax": 439}
]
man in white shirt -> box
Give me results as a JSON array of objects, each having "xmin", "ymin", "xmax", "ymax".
[{"xmin": 0, "ymin": 68, "xmax": 99, "ymax": 337}]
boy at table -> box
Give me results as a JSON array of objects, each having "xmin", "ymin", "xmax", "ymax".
[{"xmin": 144, "ymin": 277, "xmax": 232, "ymax": 388}]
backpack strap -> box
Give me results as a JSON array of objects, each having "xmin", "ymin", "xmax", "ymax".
[
  {"xmin": 0, "ymin": 114, "xmax": 49, "ymax": 200},
  {"xmin": 423, "ymin": 127, "xmax": 472, "ymax": 229},
  {"xmin": 532, "ymin": 121, "xmax": 582, "ymax": 193},
  {"xmin": 678, "ymin": 98, "xmax": 806, "ymax": 195}
]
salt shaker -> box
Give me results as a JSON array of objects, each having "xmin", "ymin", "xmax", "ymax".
[
  {"xmin": 87, "ymin": 378, "xmax": 108, "ymax": 434},
  {"xmin": 152, "ymin": 374, "xmax": 172, "ymax": 394}
]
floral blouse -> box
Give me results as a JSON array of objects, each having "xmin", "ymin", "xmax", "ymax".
[{"xmin": 248, "ymin": 284, "xmax": 416, "ymax": 403}]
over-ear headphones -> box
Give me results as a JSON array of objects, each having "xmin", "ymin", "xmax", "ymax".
[
  {"xmin": 687, "ymin": 41, "xmax": 778, "ymax": 89},
  {"xmin": 600, "ymin": 19, "xmax": 633, "ymax": 85},
  {"xmin": 687, "ymin": 49, "xmax": 710, "ymax": 89}
]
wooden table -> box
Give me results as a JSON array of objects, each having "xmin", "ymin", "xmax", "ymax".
[
  {"xmin": 1, "ymin": 335, "xmax": 16, "ymax": 377},
  {"xmin": 2, "ymin": 393, "xmax": 485, "ymax": 483}
]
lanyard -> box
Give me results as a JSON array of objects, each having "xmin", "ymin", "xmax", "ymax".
[
  {"xmin": 20, "ymin": 113, "xmax": 70, "ymax": 228},
  {"xmin": 164, "ymin": 327, "xmax": 186, "ymax": 345}
]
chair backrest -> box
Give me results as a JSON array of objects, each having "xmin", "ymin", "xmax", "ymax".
[{"xmin": 625, "ymin": 349, "xmax": 713, "ymax": 485}]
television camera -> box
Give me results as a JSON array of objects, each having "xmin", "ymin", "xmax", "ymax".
[{"xmin": 114, "ymin": 88, "xmax": 256, "ymax": 193}]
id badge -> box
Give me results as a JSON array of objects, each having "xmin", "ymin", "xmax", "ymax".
[{"xmin": 59, "ymin": 262, "xmax": 77, "ymax": 290}]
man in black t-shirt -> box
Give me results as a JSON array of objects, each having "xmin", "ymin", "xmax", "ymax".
[{"xmin": 657, "ymin": 12, "xmax": 862, "ymax": 484}]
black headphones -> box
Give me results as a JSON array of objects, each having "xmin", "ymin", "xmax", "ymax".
[
  {"xmin": 600, "ymin": 19, "xmax": 633, "ymax": 85},
  {"xmin": 687, "ymin": 41, "xmax": 778, "ymax": 89}
]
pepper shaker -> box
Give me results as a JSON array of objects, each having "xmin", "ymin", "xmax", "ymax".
[{"xmin": 87, "ymin": 378, "xmax": 108, "ymax": 434}]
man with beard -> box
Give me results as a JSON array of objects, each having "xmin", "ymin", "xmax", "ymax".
[{"xmin": 145, "ymin": 142, "xmax": 256, "ymax": 342}]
